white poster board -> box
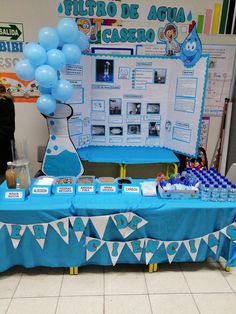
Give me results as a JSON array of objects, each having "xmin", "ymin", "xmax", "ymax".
[{"xmin": 62, "ymin": 53, "xmax": 209, "ymax": 156}]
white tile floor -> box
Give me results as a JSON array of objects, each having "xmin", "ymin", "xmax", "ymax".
[{"xmin": 0, "ymin": 260, "xmax": 236, "ymax": 314}]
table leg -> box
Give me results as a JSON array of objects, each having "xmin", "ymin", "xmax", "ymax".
[
  {"xmin": 225, "ymin": 266, "xmax": 231, "ymax": 272},
  {"xmin": 69, "ymin": 267, "xmax": 79, "ymax": 275},
  {"xmin": 119, "ymin": 164, "xmax": 127, "ymax": 178},
  {"xmin": 123, "ymin": 164, "xmax": 127, "ymax": 177},
  {"xmin": 119, "ymin": 164, "xmax": 124, "ymax": 178},
  {"xmin": 148, "ymin": 264, "xmax": 154, "ymax": 272},
  {"xmin": 153, "ymin": 263, "xmax": 158, "ymax": 272}
]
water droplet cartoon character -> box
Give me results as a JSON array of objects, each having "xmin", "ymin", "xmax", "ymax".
[
  {"xmin": 180, "ymin": 25, "xmax": 202, "ymax": 68},
  {"xmin": 159, "ymin": 24, "xmax": 180, "ymax": 56}
]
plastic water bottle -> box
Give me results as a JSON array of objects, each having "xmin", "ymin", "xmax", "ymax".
[
  {"xmin": 219, "ymin": 184, "xmax": 228, "ymax": 202},
  {"xmin": 211, "ymin": 184, "xmax": 220, "ymax": 201},
  {"xmin": 228, "ymin": 184, "xmax": 236, "ymax": 202},
  {"xmin": 201, "ymin": 183, "xmax": 211, "ymax": 201}
]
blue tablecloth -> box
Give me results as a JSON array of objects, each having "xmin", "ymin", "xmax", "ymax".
[
  {"xmin": 0, "ymin": 183, "xmax": 235, "ymax": 271},
  {"xmin": 78, "ymin": 146, "xmax": 179, "ymax": 164}
]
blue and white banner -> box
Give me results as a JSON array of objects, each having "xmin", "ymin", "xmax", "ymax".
[
  {"xmin": 90, "ymin": 215, "xmax": 110, "ymax": 239},
  {"xmin": 106, "ymin": 241, "xmax": 126, "ymax": 266},
  {"xmin": 202, "ymin": 231, "xmax": 220, "ymax": 254},
  {"xmin": 6, "ymin": 224, "xmax": 27, "ymax": 249},
  {"xmin": 28, "ymin": 223, "xmax": 48, "ymax": 249},
  {"xmin": 164, "ymin": 241, "xmax": 182, "ymax": 263},
  {"xmin": 86, "ymin": 236, "xmax": 105, "ymax": 261},
  {"xmin": 111, "ymin": 212, "xmax": 148, "ymax": 238},
  {"xmin": 50, "ymin": 218, "xmax": 69, "ymax": 244},
  {"xmin": 145, "ymin": 239, "xmax": 163, "ymax": 265},
  {"xmin": 69, "ymin": 216, "xmax": 89, "ymax": 242},
  {"xmin": 183, "ymin": 238, "xmax": 201, "ymax": 261}
]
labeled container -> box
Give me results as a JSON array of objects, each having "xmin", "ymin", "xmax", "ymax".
[
  {"xmin": 5, "ymin": 161, "xmax": 16, "ymax": 189},
  {"xmin": 97, "ymin": 177, "xmax": 117, "ymax": 194},
  {"xmin": 30, "ymin": 176, "xmax": 55, "ymax": 196},
  {"xmin": 158, "ymin": 184, "xmax": 199, "ymax": 199},
  {"xmin": 76, "ymin": 176, "xmax": 96, "ymax": 194},
  {"xmin": 52, "ymin": 176, "xmax": 76, "ymax": 195}
]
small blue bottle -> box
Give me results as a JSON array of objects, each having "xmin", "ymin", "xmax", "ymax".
[
  {"xmin": 201, "ymin": 183, "xmax": 211, "ymax": 201},
  {"xmin": 228, "ymin": 184, "xmax": 236, "ymax": 202},
  {"xmin": 219, "ymin": 184, "xmax": 228, "ymax": 202},
  {"xmin": 211, "ymin": 184, "xmax": 220, "ymax": 201}
]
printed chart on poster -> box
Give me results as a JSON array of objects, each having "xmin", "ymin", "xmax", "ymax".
[{"xmin": 63, "ymin": 53, "xmax": 208, "ymax": 156}]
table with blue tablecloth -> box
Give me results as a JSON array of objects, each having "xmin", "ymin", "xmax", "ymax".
[{"xmin": 0, "ymin": 182, "xmax": 236, "ymax": 272}]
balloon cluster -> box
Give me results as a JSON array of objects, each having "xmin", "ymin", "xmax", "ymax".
[{"xmin": 15, "ymin": 18, "xmax": 89, "ymax": 115}]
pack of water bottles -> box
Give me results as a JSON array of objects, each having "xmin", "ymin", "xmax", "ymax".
[{"xmin": 183, "ymin": 168, "xmax": 236, "ymax": 202}]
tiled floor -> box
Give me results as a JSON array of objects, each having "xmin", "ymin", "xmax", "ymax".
[{"xmin": 0, "ymin": 260, "xmax": 236, "ymax": 314}]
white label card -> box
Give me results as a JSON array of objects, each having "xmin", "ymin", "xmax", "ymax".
[
  {"xmin": 100, "ymin": 185, "xmax": 116, "ymax": 193},
  {"xmin": 57, "ymin": 186, "xmax": 73, "ymax": 193},
  {"xmin": 5, "ymin": 191, "xmax": 23, "ymax": 199},
  {"xmin": 78, "ymin": 186, "xmax": 94, "ymax": 193},
  {"xmin": 32, "ymin": 187, "xmax": 49, "ymax": 194},
  {"xmin": 123, "ymin": 186, "xmax": 140, "ymax": 193}
]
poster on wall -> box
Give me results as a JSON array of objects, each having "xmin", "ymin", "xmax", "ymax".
[
  {"xmin": 0, "ymin": 44, "xmax": 40, "ymax": 102},
  {"xmin": 62, "ymin": 53, "xmax": 209, "ymax": 156}
]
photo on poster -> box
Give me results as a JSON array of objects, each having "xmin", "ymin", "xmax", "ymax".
[
  {"xmin": 127, "ymin": 124, "xmax": 141, "ymax": 135},
  {"xmin": 96, "ymin": 59, "xmax": 114, "ymax": 83},
  {"xmin": 109, "ymin": 126, "xmax": 123, "ymax": 136},
  {"xmin": 153, "ymin": 69, "xmax": 166, "ymax": 84},
  {"xmin": 147, "ymin": 103, "xmax": 160, "ymax": 114},
  {"xmin": 91, "ymin": 125, "xmax": 105, "ymax": 136},
  {"xmin": 127, "ymin": 102, "xmax": 141, "ymax": 115},
  {"xmin": 109, "ymin": 98, "xmax": 122, "ymax": 115},
  {"xmin": 148, "ymin": 122, "xmax": 161, "ymax": 137},
  {"xmin": 92, "ymin": 100, "xmax": 105, "ymax": 111}
]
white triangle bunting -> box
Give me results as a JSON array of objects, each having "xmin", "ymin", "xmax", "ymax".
[
  {"xmin": 0, "ymin": 222, "xmax": 4, "ymax": 231},
  {"xmin": 126, "ymin": 238, "xmax": 145, "ymax": 261},
  {"xmin": 106, "ymin": 241, "xmax": 126, "ymax": 266},
  {"xmin": 90, "ymin": 215, "xmax": 110, "ymax": 239},
  {"xmin": 69, "ymin": 216, "xmax": 89, "ymax": 242},
  {"xmin": 28, "ymin": 223, "xmax": 48, "ymax": 249},
  {"xmin": 111, "ymin": 212, "xmax": 131, "ymax": 238},
  {"xmin": 164, "ymin": 241, "xmax": 182, "ymax": 263},
  {"xmin": 221, "ymin": 222, "xmax": 236, "ymax": 243},
  {"xmin": 50, "ymin": 218, "xmax": 69, "ymax": 244},
  {"xmin": 6, "ymin": 224, "xmax": 27, "ymax": 249},
  {"xmin": 183, "ymin": 238, "xmax": 201, "ymax": 261},
  {"xmin": 86, "ymin": 237, "xmax": 105, "ymax": 261},
  {"xmin": 145, "ymin": 239, "xmax": 163, "ymax": 265},
  {"xmin": 111, "ymin": 212, "xmax": 148, "ymax": 238},
  {"xmin": 203, "ymin": 231, "xmax": 220, "ymax": 254}
]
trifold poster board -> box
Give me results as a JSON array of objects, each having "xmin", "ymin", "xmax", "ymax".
[{"xmin": 62, "ymin": 53, "xmax": 209, "ymax": 157}]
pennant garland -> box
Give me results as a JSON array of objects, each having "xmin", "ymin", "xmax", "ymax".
[{"xmin": 0, "ymin": 214, "xmax": 235, "ymax": 266}]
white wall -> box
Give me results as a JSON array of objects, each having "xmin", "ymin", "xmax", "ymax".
[{"xmin": 1, "ymin": 0, "xmax": 235, "ymax": 175}]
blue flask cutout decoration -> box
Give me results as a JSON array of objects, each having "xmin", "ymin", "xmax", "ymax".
[
  {"xmin": 42, "ymin": 103, "xmax": 84, "ymax": 176},
  {"xmin": 180, "ymin": 25, "xmax": 202, "ymax": 68}
]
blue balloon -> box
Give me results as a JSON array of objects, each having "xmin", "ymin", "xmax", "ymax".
[
  {"xmin": 57, "ymin": 18, "xmax": 78, "ymax": 43},
  {"xmin": 36, "ymin": 94, "xmax": 57, "ymax": 115},
  {"xmin": 74, "ymin": 31, "xmax": 89, "ymax": 51},
  {"xmin": 52, "ymin": 79, "xmax": 74, "ymax": 101},
  {"xmin": 23, "ymin": 42, "xmax": 37, "ymax": 57},
  {"xmin": 15, "ymin": 59, "xmax": 35, "ymax": 81},
  {"xmin": 38, "ymin": 85, "xmax": 51, "ymax": 94},
  {"xmin": 38, "ymin": 27, "xmax": 59, "ymax": 51},
  {"xmin": 35, "ymin": 65, "xmax": 57, "ymax": 88},
  {"xmin": 47, "ymin": 49, "xmax": 66, "ymax": 70},
  {"xmin": 25, "ymin": 43, "xmax": 47, "ymax": 66},
  {"xmin": 62, "ymin": 44, "xmax": 81, "ymax": 64}
]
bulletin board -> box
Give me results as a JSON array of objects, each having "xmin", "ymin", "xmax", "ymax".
[{"xmin": 62, "ymin": 53, "xmax": 209, "ymax": 157}]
